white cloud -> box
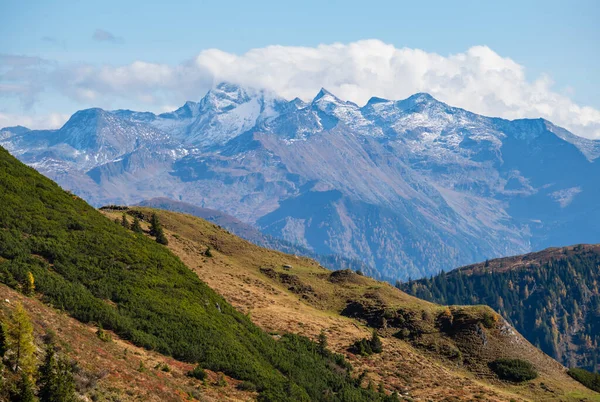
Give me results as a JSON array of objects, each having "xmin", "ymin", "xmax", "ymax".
[
  {"xmin": 190, "ymin": 41, "xmax": 600, "ymax": 138},
  {"xmin": 2, "ymin": 40, "xmax": 600, "ymax": 138},
  {"xmin": 0, "ymin": 112, "xmax": 69, "ymax": 130}
]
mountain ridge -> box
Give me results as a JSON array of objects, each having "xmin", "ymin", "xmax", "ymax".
[{"xmin": 2, "ymin": 82, "xmax": 600, "ymax": 280}]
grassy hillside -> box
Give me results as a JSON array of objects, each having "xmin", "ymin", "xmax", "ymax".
[
  {"xmin": 103, "ymin": 205, "xmax": 600, "ymax": 401},
  {"xmin": 0, "ymin": 146, "xmax": 380, "ymax": 401},
  {"xmin": 400, "ymin": 245, "xmax": 600, "ymax": 371},
  {"xmin": 136, "ymin": 197, "xmax": 379, "ymax": 278}
]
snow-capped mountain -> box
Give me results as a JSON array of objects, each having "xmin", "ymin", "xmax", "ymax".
[{"xmin": 2, "ymin": 82, "xmax": 599, "ymax": 280}]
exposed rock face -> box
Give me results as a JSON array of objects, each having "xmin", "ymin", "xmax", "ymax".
[{"xmin": 3, "ymin": 82, "xmax": 600, "ymax": 280}]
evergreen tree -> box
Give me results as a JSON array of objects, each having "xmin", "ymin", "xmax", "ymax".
[
  {"xmin": 149, "ymin": 213, "xmax": 160, "ymax": 236},
  {"xmin": 120, "ymin": 214, "xmax": 130, "ymax": 230},
  {"xmin": 38, "ymin": 343, "xmax": 76, "ymax": 402},
  {"xmin": 317, "ymin": 330, "xmax": 328, "ymax": 356},
  {"xmin": 149, "ymin": 213, "xmax": 168, "ymax": 245},
  {"xmin": 6, "ymin": 302, "xmax": 36, "ymax": 377},
  {"xmin": 0, "ymin": 322, "xmax": 7, "ymax": 358},
  {"xmin": 12, "ymin": 372, "xmax": 36, "ymax": 402},
  {"xmin": 155, "ymin": 229, "xmax": 168, "ymax": 245},
  {"xmin": 370, "ymin": 330, "xmax": 383, "ymax": 354},
  {"xmin": 130, "ymin": 217, "xmax": 143, "ymax": 234}
]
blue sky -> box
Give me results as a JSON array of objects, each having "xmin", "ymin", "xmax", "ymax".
[{"xmin": 1, "ymin": 0, "xmax": 599, "ymax": 137}]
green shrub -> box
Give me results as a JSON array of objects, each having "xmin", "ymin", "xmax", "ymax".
[
  {"xmin": 567, "ymin": 368, "xmax": 600, "ymax": 392},
  {"xmin": 482, "ymin": 312, "xmax": 497, "ymax": 329},
  {"xmin": 96, "ymin": 328, "xmax": 112, "ymax": 342},
  {"xmin": 489, "ymin": 358, "xmax": 537, "ymax": 382},
  {"xmin": 350, "ymin": 331, "xmax": 383, "ymax": 356},
  {"xmin": 187, "ymin": 364, "xmax": 207, "ymax": 380},
  {"xmin": 156, "ymin": 363, "xmax": 170, "ymax": 372}
]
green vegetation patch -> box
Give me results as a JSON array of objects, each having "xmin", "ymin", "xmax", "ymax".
[
  {"xmin": 488, "ymin": 358, "xmax": 538, "ymax": 383},
  {"xmin": 567, "ymin": 368, "xmax": 600, "ymax": 393}
]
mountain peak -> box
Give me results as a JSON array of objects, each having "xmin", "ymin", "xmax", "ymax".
[
  {"xmin": 312, "ymin": 88, "xmax": 339, "ymax": 103},
  {"xmin": 159, "ymin": 101, "xmax": 200, "ymax": 120},
  {"xmin": 394, "ymin": 92, "xmax": 446, "ymax": 113},
  {"xmin": 0, "ymin": 125, "xmax": 31, "ymax": 134},
  {"xmin": 62, "ymin": 108, "xmax": 108, "ymax": 128},
  {"xmin": 406, "ymin": 92, "xmax": 438, "ymax": 103},
  {"xmin": 199, "ymin": 82, "xmax": 256, "ymax": 111}
]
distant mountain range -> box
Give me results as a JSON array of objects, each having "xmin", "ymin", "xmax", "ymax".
[{"xmin": 2, "ymin": 82, "xmax": 600, "ymax": 280}]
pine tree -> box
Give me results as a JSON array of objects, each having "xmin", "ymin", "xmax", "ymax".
[
  {"xmin": 120, "ymin": 214, "xmax": 130, "ymax": 230},
  {"xmin": 370, "ymin": 330, "xmax": 383, "ymax": 353},
  {"xmin": 38, "ymin": 344, "xmax": 57, "ymax": 401},
  {"xmin": 318, "ymin": 330, "xmax": 328, "ymax": 356},
  {"xmin": 130, "ymin": 217, "xmax": 143, "ymax": 234},
  {"xmin": 155, "ymin": 229, "xmax": 168, "ymax": 245},
  {"xmin": 23, "ymin": 271, "xmax": 35, "ymax": 296},
  {"xmin": 0, "ymin": 323, "xmax": 7, "ymax": 358},
  {"xmin": 12, "ymin": 372, "xmax": 36, "ymax": 402},
  {"xmin": 6, "ymin": 302, "xmax": 36, "ymax": 377},
  {"xmin": 38, "ymin": 343, "xmax": 76, "ymax": 402},
  {"xmin": 149, "ymin": 213, "xmax": 168, "ymax": 245},
  {"xmin": 149, "ymin": 213, "xmax": 160, "ymax": 236}
]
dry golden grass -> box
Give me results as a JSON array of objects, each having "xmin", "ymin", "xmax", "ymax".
[{"xmin": 102, "ymin": 207, "xmax": 600, "ymax": 402}]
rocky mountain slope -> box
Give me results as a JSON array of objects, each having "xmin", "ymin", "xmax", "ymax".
[
  {"xmin": 3, "ymin": 83, "xmax": 600, "ymax": 280},
  {"xmin": 401, "ymin": 244, "xmax": 600, "ymax": 371},
  {"xmin": 99, "ymin": 205, "xmax": 600, "ymax": 401}
]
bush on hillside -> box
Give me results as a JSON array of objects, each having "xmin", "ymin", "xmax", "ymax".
[
  {"xmin": 489, "ymin": 358, "xmax": 537, "ymax": 382},
  {"xmin": 567, "ymin": 368, "xmax": 600, "ymax": 392},
  {"xmin": 350, "ymin": 330, "xmax": 383, "ymax": 356}
]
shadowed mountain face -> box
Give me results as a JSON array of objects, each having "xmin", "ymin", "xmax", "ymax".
[{"xmin": 2, "ymin": 82, "xmax": 600, "ymax": 280}]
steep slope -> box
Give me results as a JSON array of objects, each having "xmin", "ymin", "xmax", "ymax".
[
  {"xmin": 136, "ymin": 197, "xmax": 378, "ymax": 277},
  {"xmin": 0, "ymin": 146, "xmax": 380, "ymax": 401},
  {"xmin": 3, "ymin": 83, "xmax": 600, "ymax": 280},
  {"xmin": 401, "ymin": 245, "xmax": 600, "ymax": 371},
  {"xmin": 101, "ymin": 205, "xmax": 600, "ymax": 401},
  {"xmin": 0, "ymin": 286, "xmax": 256, "ymax": 401}
]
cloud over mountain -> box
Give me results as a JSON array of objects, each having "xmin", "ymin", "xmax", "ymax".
[{"xmin": 2, "ymin": 40, "xmax": 599, "ymax": 138}]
